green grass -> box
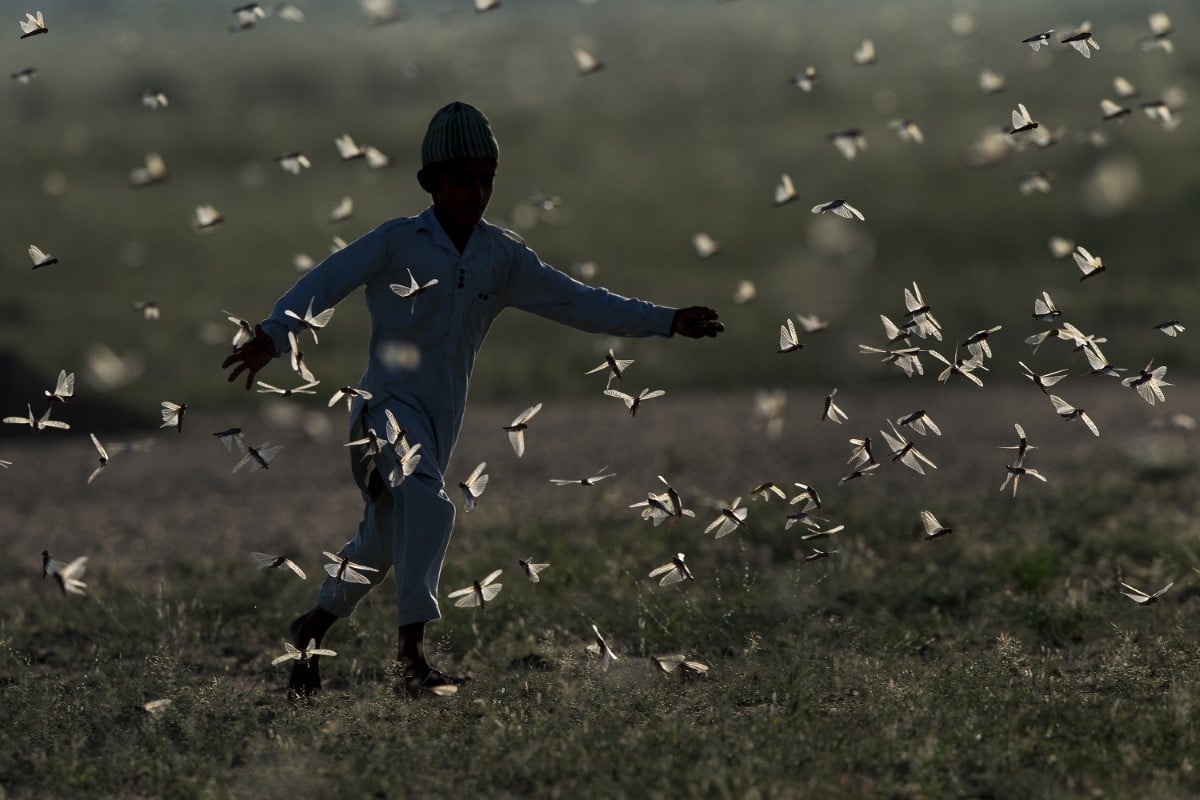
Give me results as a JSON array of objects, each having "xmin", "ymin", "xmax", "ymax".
[{"xmin": 3, "ymin": 403, "xmax": 1200, "ymax": 798}]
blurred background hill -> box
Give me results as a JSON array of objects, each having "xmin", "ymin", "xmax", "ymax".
[{"xmin": 0, "ymin": 0, "xmax": 1195, "ymax": 423}]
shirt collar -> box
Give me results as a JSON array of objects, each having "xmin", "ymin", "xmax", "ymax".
[
  {"xmin": 416, "ymin": 205, "xmax": 491, "ymax": 259},
  {"xmin": 415, "ymin": 206, "xmax": 458, "ymax": 255}
]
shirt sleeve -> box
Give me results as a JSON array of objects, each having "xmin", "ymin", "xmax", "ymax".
[
  {"xmin": 503, "ymin": 243, "xmax": 677, "ymax": 338},
  {"xmin": 260, "ymin": 227, "xmax": 389, "ymax": 356}
]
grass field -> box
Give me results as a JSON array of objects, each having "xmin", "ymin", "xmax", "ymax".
[
  {"xmin": 3, "ymin": 1, "xmax": 1199, "ymax": 798},
  {"xmin": 3, "ymin": 383, "xmax": 1199, "ymax": 798}
]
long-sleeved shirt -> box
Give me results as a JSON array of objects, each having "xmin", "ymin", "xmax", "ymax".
[{"xmin": 262, "ymin": 206, "xmax": 677, "ymax": 476}]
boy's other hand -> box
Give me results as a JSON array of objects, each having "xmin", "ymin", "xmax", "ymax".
[
  {"xmin": 672, "ymin": 306, "xmax": 724, "ymax": 339},
  {"xmin": 221, "ymin": 324, "xmax": 275, "ymax": 389}
]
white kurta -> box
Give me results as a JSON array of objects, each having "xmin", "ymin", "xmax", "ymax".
[{"xmin": 261, "ymin": 206, "xmax": 677, "ymax": 623}]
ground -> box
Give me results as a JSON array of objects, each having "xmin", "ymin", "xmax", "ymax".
[{"xmin": 1, "ymin": 383, "xmax": 1198, "ymax": 798}]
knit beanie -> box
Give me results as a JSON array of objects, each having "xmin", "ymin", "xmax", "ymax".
[{"xmin": 421, "ymin": 102, "xmax": 499, "ymax": 168}]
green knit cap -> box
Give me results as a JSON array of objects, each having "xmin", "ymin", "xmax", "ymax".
[{"xmin": 421, "ymin": 101, "xmax": 499, "ymax": 168}]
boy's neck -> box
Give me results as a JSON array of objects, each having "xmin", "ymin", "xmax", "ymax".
[{"xmin": 433, "ymin": 207, "xmax": 474, "ymax": 255}]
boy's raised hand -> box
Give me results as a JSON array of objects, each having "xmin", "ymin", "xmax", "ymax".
[
  {"xmin": 671, "ymin": 306, "xmax": 724, "ymax": 339},
  {"xmin": 222, "ymin": 324, "xmax": 275, "ymax": 390}
]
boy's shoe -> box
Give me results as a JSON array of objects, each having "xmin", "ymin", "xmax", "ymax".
[
  {"xmin": 396, "ymin": 664, "xmax": 469, "ymax": 698},
  {"xmin": 288, "ymin": 613, "xmax": 322, "ymax": 696}
]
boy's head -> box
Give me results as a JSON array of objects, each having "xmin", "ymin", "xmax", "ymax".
[{"xmin": 418, "ymin": 102, "xmax": 499, "ymax": 231}]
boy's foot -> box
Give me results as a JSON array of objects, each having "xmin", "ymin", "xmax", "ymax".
[
  {"xmin": 396, "ymin": 663, "xmax": 469, "ymax": 698},
  {"xmin": 288, "ymin": 613, "xmax": 322, "ymax": 696}
]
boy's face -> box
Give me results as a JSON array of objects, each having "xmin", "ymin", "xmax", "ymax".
[{"xmin": 430, "ymin": 159, "xmax": 497, "ymax": 231}]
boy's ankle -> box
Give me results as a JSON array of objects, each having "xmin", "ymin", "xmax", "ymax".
[
  {"xmin": 292, "ymin": 607, "xmax": 337, "ymax": 647},
  {"xmin": 395, "ymin": 657, "xmax": 431, "ymax": 678}
]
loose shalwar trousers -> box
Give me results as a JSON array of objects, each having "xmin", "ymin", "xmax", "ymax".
[{"xmin": 316, "ymin": 407, "xmax": 456, "ymax": 626}]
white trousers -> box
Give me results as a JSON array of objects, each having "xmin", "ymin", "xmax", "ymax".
[{"xmin": 316, "ymin": 411, "xmax": 456, "ymax": 626}]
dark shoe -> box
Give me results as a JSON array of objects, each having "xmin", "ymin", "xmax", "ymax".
[
  {"xmin": 289, "ymin": 660, "xmax": 321, "ymax": 697},
  {"xmin": 288, "ymin": 614, "xmax": 322, "ymax": 696},
  {"xmin": 396, "ymin": 664, "xmax": 469, "ymax": 698}
]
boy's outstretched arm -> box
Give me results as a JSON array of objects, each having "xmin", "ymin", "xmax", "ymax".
[
  {"xmin": 221, "ymin": 324, "xmax": 275, "ymax": 390},
  {"xmin": 671, "ymin": 306, "xmax": 724, "ymax": 339}
]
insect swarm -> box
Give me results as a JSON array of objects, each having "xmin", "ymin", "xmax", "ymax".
[{"xmin": 2, "ymin": 8, "xmax": 1198, "ymax": 797}]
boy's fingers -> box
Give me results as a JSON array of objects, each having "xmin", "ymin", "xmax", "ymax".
[
  {"xmin": 685, "ymin": 307, "xmax": 722, "ymax": 337},
  {"xmin": 223, "ymin": 324, "xmax": 271, "ymax": 388},
  {"xmin": 674, "ymin": 306, "xmax": 722, "ymax": 338}
]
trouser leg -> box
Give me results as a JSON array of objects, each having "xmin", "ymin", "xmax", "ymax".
[
  {"xmin": 392, "ymin": 474, "xmax": 456, "ymax": 627},
  {"xmin": 316, "ymin": 487, "xmax": 395, "ymax": 618}
]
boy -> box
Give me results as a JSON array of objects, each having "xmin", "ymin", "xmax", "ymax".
[{"xmin": 222, "ymin": 101, "xmax": 723, "ymax": 695}]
